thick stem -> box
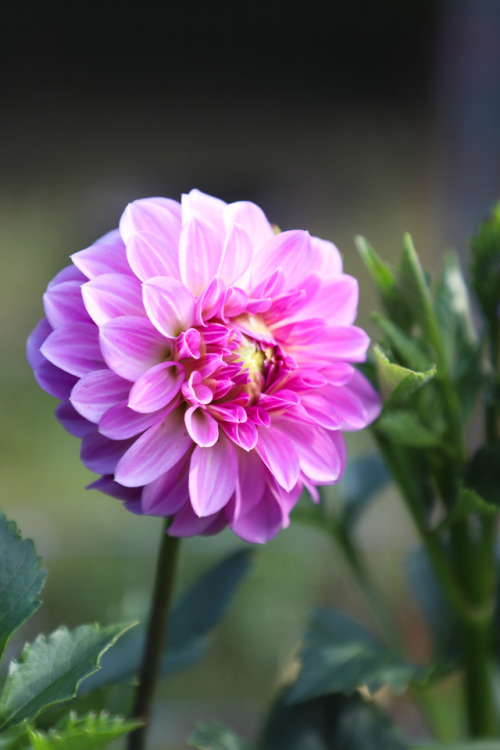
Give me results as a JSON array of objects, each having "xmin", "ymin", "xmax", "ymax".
[{"xmin": 128, "ymin": 521, "xmax": 180, "ymax": 750}]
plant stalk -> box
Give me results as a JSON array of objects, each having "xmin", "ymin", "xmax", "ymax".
[{"xmin": 127, "ymin": 520, "xmax": 180, "ymax": 750}]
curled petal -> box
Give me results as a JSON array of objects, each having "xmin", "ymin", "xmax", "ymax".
[
  {"xmin": 128, "ymin": 361, "xmax": 185, "ymax": 413},
  {"xmin": 185, "ymin": 406, "xmax": 219, "ymax": 447}
]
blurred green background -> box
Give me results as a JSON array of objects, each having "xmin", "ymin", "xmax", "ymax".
[{"xmin": 1, "ymin": 1, "xmax": 500, "ymax": 746}]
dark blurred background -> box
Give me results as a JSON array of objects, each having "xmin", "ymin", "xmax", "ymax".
[{"xmin": 1, "ymin": 1, "xmax": 500, "ymax": 747}]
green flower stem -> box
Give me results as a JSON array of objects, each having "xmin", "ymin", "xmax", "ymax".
[{"xmin": 127, "ymin": 520, "xmax": 180, "ymax": 750}]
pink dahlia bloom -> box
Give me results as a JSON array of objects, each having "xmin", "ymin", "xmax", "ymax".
[{"xmin": 27, "ymin": 190, "xmax": 380, "ymax": 543}]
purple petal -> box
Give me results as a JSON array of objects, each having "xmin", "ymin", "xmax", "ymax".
[
  {"xmin": 230, "ymin": 485, "xmax": 284, "ymax": 544},
  {"xmin": 43, "ymin": 281, "xmax": 88, "ymax": 328},
  {"xmin": 279, "ymin": 419, "xmax": 346, "ymax": 483},
  {"xmin": 99, "ymin": 400, "xmax": 175, "ymax": 439},
  {"xmin": 70, "ymin": 369, "xmax": 131, "ymax": 422},
  {"xmin": 223, "ymin": 200, "xmax": 274, "ymax": 251},
  {"xmin": 225, "ymin": 449, "xmax": 266, "ymax": 523},
  {"xmin": 47, "ymin": 263, "xmax": 87, "ymax": 288},
  {"xmin": 71, "ymin": 229, "xmax": 130, "ymax": 278},
  {"xmin": 189, "ymin": 434, "xmax": 237, "ymax": 516},
  {"xmin": 126, "ymin": 231, "xmax": 180, "ymax": 281},
  {"xmin": 178, "ymin": 218, "xmax": 223, "ymax": 296},
  {"xmin": 115, "ymin": 409, "xmax": 191, "ymax": 487},
  {"xmin": 143, "ymin": 277, "xmax": 195, "ymax": 338},
  {"xmin": 256, "ymin": 425, "xmax": 301, "ymax": 491},
  {"xmin": 82, "ymin": 273, "xmax": 144, "ymax": 325},
  {"xmin": 168, "ymin": 503, "xmax": 226, "ymax": 537},
  {"xmin": 141, "ymin": 453, "xmax": 191, "ymax": 515},
  {"xmin": 185, "ymin": 406, "xmax": 219, "ymax": 447},
  {"xmin": 222, "ymin": 420, "xmax": 258, "ymax": 451},
  {"xmin": 181, "ymin": 189, "xmax": 227, "ymax": 234},
  {"xmin": 182, "ymin": 371, "xmax": 213, "ymax": 406},
  {"xmin": 41, "ymin": 323, "xmax": 103, "ymax": 377},
  {"xmin": 218, "ymin": 224, "xmax": 253, "ymax": 285},
  {"xmin": 100, "ymin": 316, "xmax": 171, "ymax": 381},
  {"xmin": 27, "ymin": 318, "xmax": 52, "ymax": 369},
  {"xmin": 88, "ymin": 475, "xmax": 142, "ymax": 503},
  {"xmin": 34, "ymin": 361, "xmax": 78, "ymax": 399},
  {"xmin": 128, "ymin": 361, "xmax": 185, "ymax": 413},
  {"xmin": 119, "ymin": 198, "xmax": 181, "ymax": 245},
  {"xmin": 81, "ymin": 430, "xmax": 134, "ymax": 474},
  {"xmin": 55, "ymin": 400, "xmax": 95, "ymax": 437}
]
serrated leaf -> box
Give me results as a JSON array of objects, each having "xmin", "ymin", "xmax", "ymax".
[
  {"xmin": 261, "ymin": 690, "xmax": 405, "ymax": 750},
  {"xmin": 26, "ymin": 710, "xmax": 141, "ymax": 750},
  {"xmin": 374, "ymin": 410, "xmax": 442, "ymax": 447},
  {"xmin": 371, "ymin": 312, "xmax": 431, "ymax": 371},
  {"xmin": 339, "ymin": 454, "xmax": 390, "ymax": 529},
  {"xmin": 189, "ymin": 723, "xmax": 251, "ymax": 750},
  {"xmin": 0, "ymin": 512, "xmax": 47, "ymax": 661},
  {"xmin": 0, "ymin": 623, "xmax": 134, "ymax": 731},
  {"xmin": 287, "ymin": 610, "xmax": 427, "ymax": 704},
  {"xmin": 80, "ymin": 548, "xmax": 254, "ymax": 694},
  {"xmin": 374, "ymin": 347, "xmax": 436, "ymax": 407}
]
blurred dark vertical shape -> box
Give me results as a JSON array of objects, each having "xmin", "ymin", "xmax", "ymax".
[{"xmin": 433, "ymin": 0, "xmax": 500, "ymax": 253}]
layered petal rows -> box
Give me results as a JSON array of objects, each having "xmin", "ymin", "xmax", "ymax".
[{"xmin": 27, "ymin": 190, "xmax": 381, "ymax": 543}]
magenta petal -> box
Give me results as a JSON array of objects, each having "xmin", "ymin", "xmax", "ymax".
[
  {"xmin": 143, "ymin": 277, "xmax": 195, "ymax": 338},
  {"xmin": 99, "ymin": 400, "xmax": 171, "ymax": 439},
  {"xmin": 100, "ymin": 316, "xmax": 170, "ymax": 381},
  {"xmin": 126, "ymin": 231, "xmax": 180, "ymax": 281},
  {"xmin": 141, "ymin": 453, "xmax": 191, "ymax": 515},
  {"xmin": 178, "ymin": 218, "xmax": 223, "ymax": 296},
  {"xmin": 55, "ymin": 400, "xmax": 95, "ymax": 437},
  {"xmin": 70, "ymin": 369, "xmax": 131, "ymax": 422},
  {"xmin": 81, "ymin": 430, "xmax": 134, "ymax": 474},
  {"xmin": 189, "ymin": 434, "xmax": 237, "ymax": 516},
  {"xmin": 223, "ymin": 200, "xmax": 274, "ymax": 250},
  {"xmin": 43, "ymin": 281, "xmax": 88, "ymax": 328},
  {"xmin": 251, "ymin": 230, "xmax": 312, "ymax": 291},
  {"xmin": 218, "ymin": 224, "xmax": 253, "ymax": 285},
  {"xmin": 296, "ymin": 275, "xmax": 359, "ymax": 327},
  {"xmin": 119, "ymin": 198, "xmax": 181, "ymax": 246},
  {"xmin": 280, "ymin": 419, "xmax": 345, "ymax": 483},
  {"xmin": 128, "ymin": 361, "xmax": 185, "ymax": 413},
  {"xmin": 226, "ymin": 449, "xmax": 266, "ymax": 523},
  {"xmin": 177, "ymin": 328, "xmax": 201, "ymax": 359},
  {"xmin": 222, "ymin": 420, "xmax": 258, "ymax": 451},
  {"xmin": 41, "ymin": 323, "xmax": 103, "ymax": 377},
  {"xmin": 115, "ymin": 410, "xmax": 191, "ymax": 487},
  {"xmin": 310, "ymin": 236, "xmax": 343, "ymax": 276},
  {"xmin": 185, "ymin": 406, "xmax": 219, "ymax": 447},
  {"xmin": 230, "ymin": 485, "xmax": 284, "ymax": 543},
  {"xmin": 168, "ymin": 503, "xmax": 225, "ymax": 537},
  {"xmin": 82, "ymin": 273, "xmax": 144, "ymax": 325},
  {"xmin": 71, "ymin": 229, "xmax": 130, "ymax": 278},
  {"xmin": 256, "ymin": 425, "xmax": 301, "ymax": 491}
]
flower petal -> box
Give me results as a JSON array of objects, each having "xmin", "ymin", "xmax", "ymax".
[
  {"xmin": 189, "ymin": 434, "xmax": 237, "ymax": 516},
  {"xmin": 128, "ymin": 361, "xmax": 185, "ymax": 413},
  {"xmin": 126, "ymin": 231, "xmax": 180, "ymax": 281},
  {"xmin": 141, "ymin": 453, "xmax": 191, "ymax": 515},
  {"xmin": 250, "ymin": 230, "xmax": 312, "ymax": 291},
  {"xmin": 82, "ymin": 273, "xmax": 144, "ymax": 325},
  {"xmin": 230, "ymin": 485, "xmax": 284, "ymax": 543},
  {"xmin": 218, "ymin": 224, "xmax": 253, "ymax": 285},
  {"xmin": 310, "ymin": 236, "xmax": 343, "ymax": 276},
  {"xmin": 143, "ymin": 277, "xmax": 195, "ymax": 338},
  {"xmin": 41, "ymin": 323, "xmax": 103, "ymax": 377},
  {"xmin": 43, "ymin": 281, "xmax": 88, "ymax": 328},
  {"xmin": 71, "ymin": 229, "xmax": 130, "ymax": 277},
  {"xmin": 70, "ymin": 369, "xmax": 131, "ymax": 422},
  {"xmin": 168, "ymin": 504, "xmax": 226, "ymax": 537},
  {"xmin": 178, "ymin": 218, "xmax": 223, "ymax": 296},
  {"xmin": 223, "ymin": 200, "xmax": 274, "ymax": 251},
  {"xmin": 256, "ymin": 425, "xmax": 301, "ymax": 491},
  {"xmin": 81, "ymin": 430, "xmax": 134, "ymax": 474},
  {"xmin": 99, "ymin": 400, "xmax": 172, "ymax": 439},
  {"xmin": 119, "ymin": 197, "xmax": 181, "ymax": 245},
  {"xmin": 115, "ymin": 410, "xmax": 191, "ymax": 487},
  {"xmin": 185, "ymin": 406, "xmax": 219, "ymax": 447},
  {"xmin": 55, "ymin": 400, "xmax": 94, "ymax": 437},
  {"xmin": 100, "ymin": 316, "xmax": 170, "ymax": 381},
  {"xmin": 182, "ymin": 189, "xmax": 226, "ymax": 234}
]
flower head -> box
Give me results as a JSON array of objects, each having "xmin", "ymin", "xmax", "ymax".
[{"xmin": 27, "ymin": 190, "xmax": 380, "ymax": 543}]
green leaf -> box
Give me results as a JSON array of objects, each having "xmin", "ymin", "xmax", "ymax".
[
  {"xmin": 371, "ymin": 312, "xmax": 431, "ymax": 371},
  {"xmin": 26, "ymin": 711, "xmax": 141, "ymax": 750},
  {"xmin": 410, "ymin": 743, "xmax": 500, "ymax": 750},
  {"xmin": 470, "ymin": 201, "xmax": 500, "ymax": 323},
  {"xmin": 374, "ymin": 410, "xmax": 442, "ymax": 448},
  {"xmin": 0, "ymin": 623, "xmax": 134, "ymax": 731},
  {"xmin": 355, "ymin": 236, "xmax": 410, "ymax": 327},
  {"xmin": 189, "ymin": 723, "xmax": 251, "ymax": 750},
  {"xmin": 260, "ymin": 690, "xmax": 405, "ymax": 750},
  {"xmin": 464, "ymin": 444, "xmax": 500, "ymax": 507},
  {"xmin": 80, "ymin": 548, "xmax": 254, "ymax": 694},
  {"xmin": 0, "ymin": 723, "xmax": 30, "ymax": 749},
  {"xmin": 373, "ymin": 347, "xmax": 436, "ymax": 407},
  {"xmin": 0, "ymin": 512, "xmax": 47, "ymax": 661},
  {"xmin": 287, "ymin": 610, "xmax": 427, "ymax": 704},
  {"xmin": 396, "ymin": 234, "xmax": 438, "ymax": 343},
  {"xmin": 435, "ymin": 253, "xmax": 477, "ymax": 370},
  {"xmin": 339, "ymin": 455, "xmax": 389, "ymax": 529},
  {"xmin": 443, "ymin": 487, "xmax": 498, "ymax": 528}
]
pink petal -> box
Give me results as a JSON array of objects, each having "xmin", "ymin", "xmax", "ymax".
[
  {"xmin": 178, "ymin": 218, "xmax": 223, "ymax": 296},
  {"xmin": 99, "ymin": 400, "xmax": 173, "ymax": 439},
  {"xmin": 279, "ymin": 419, "xmax": 346, "ymax": 483},
  {"xmin": 182, "ymin": 371, "xmax": 213, "ymax": 405},
  {"xmin": 223, "ymin": 200, "xmax": 274, "ymax": 251},
  {"xmin": 250, "ymin": 230, "xmax": 312, "ymax": 291},
  {"xmin": 71, "ymin": 229, "xmax": 130, "ymax": 278},
  {"xmin": 55, "ymin": 400, "xmax": 94, "ymax": 437},
  {"xmin": 195, "ymin": 277, "xmax": 226, "ymax": 324},
  {"xmin": 185, "ymin": 406, "xmax": 219, "ymax": 447},
  {"xmin": 310, "ymin": 236, "xmax": 343, "ymax": 276},
  {"xmin": 141, "ymin": 453, "xmax": 191, "ymax": 515},
  {"xmin": 126, "ymin": 231, "xmax": 180, "ymax": 281},
  {"xmin": 230, "ymin": 485, "xmax": 284, "ymax": 543},
  {"xmin": 41, "ymin": 323, "xmax": 104, "ymax": 377},
  {"xmin": 295, "ymin": 274, "xmax": 359, "ymax": 327},
  {"xmin": 189, "ymin": 434, "xmax": 237, "ymax": 516},
  {"xmin": 181, "ymin": 189, "xmax": 226, "ymax": 234},
  {"xmin": 100, "ymin": 316, "xmax": 171, "ymax": 381},
  {"xmin": 128, "ymin": 361, "xmax": 185, "ymax": 413},
  {"xmin": 218, "ymin": 224, "xmax": 253, "ymax": 285},
  {"xmin": 221, "ymin": 420, "xmax": 258, "ymax": 451},
  {"xmin": 43, "ymin": 281, "xmax": 88, "ymax": 328},
  {"xmin": 256, "ymin": 425, "xmax": 301, "ymax": 491},
  {"xmin": 82, "ymin": 273, "xmax": 144, "ymax": 325},
  {"xmin": 225, "ymin": 449, "xmax": 266, "ymax": 523},
  {"xmin": 119, "ymin": 198, "xmax": 181, "ymax": 246},
  {"xmin": 177, "ymin": 328, "xmax": 201, "ymax": 359},
  {"xmin": 143, "ymin": 276, "xmax": 195, "ymax": 338},
  {"xmin": 70, "ymin": 369, "xmax": 131, "ymax": 422},
  {"xmin": 115, "ymin": 409, "xmax": 191, "ymax": 487}
]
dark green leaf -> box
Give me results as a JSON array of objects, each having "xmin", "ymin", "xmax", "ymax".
[
  {"xmin": 371, "ymin": 313, "xmax": 431, "ymax": 371},
  {"xmin": 470, "ymin": 201, "xmax": 500, "ymax": 323},
  {"xmin": 339, "ymin": 455, "xmax": 389, "ymax": 529},
  {"xmin": 355, "ymin": 236, "xmax": 411, "ymax": 327},
  {"xmin": 464, "ymin": 444, "xmax": 500, "ymax": 507},
  {"xmin": 189, "ymin": 723, "xmax": 251, "ymax": 750},
  {"xmin": 410, "ymin": 743, "xmax": 500, "ymax": 750},
  {"xmin": 396, "ymin": 234, "xmax": 438, "ymax": 343},
  {"xmin": 0, "ymin": 723, "xmax": 30, "ymax": 749},
  {"xmin": 443, "ymin": 487, "xmax": 498, "ymax": 528},
  {"xmin": 374, "ymin": 411, "xmax": 442, "ymax": 448},
  {"xmin": 80, "ymin": 549, "xmax": 254, "ymax": 694},
  {"xmin": 287, "ymin": 610, "xmax": 427, "ymax": 703},
  {"xmin": 0, "ymin": 512, "xmax": 47, "ymax": 661},
  {"xmin": 26, "ymin": 711, "xmax": 141, "ymax": 750},
  {"xmin": 260, "ymin": 690, "xmax": 405, "ymax": 750},
  {"xmin": 0, "ymin": 623, "xmax": 134, "ymax": 730}
]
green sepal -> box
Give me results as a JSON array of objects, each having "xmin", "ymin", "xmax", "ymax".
[
  {"xmin": 25, "ymin": 711, "xmax": 141, "ymax": 750},
  {"xmin": 0, "ymin": 512, "xmax": 47, "ymax": 662},
  {"xmin": 374, "ymin": 347, "xmax": 436, "ymax": 408}
]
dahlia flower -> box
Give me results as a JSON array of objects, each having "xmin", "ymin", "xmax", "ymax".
[{"xmin": 27, "ymin": 190, "xmax": 380, "ymax": 543}]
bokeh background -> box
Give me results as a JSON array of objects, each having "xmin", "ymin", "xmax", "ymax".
[{"xmin": 2, "ymin": 1, "xmax": 500, "ymax": 747}]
